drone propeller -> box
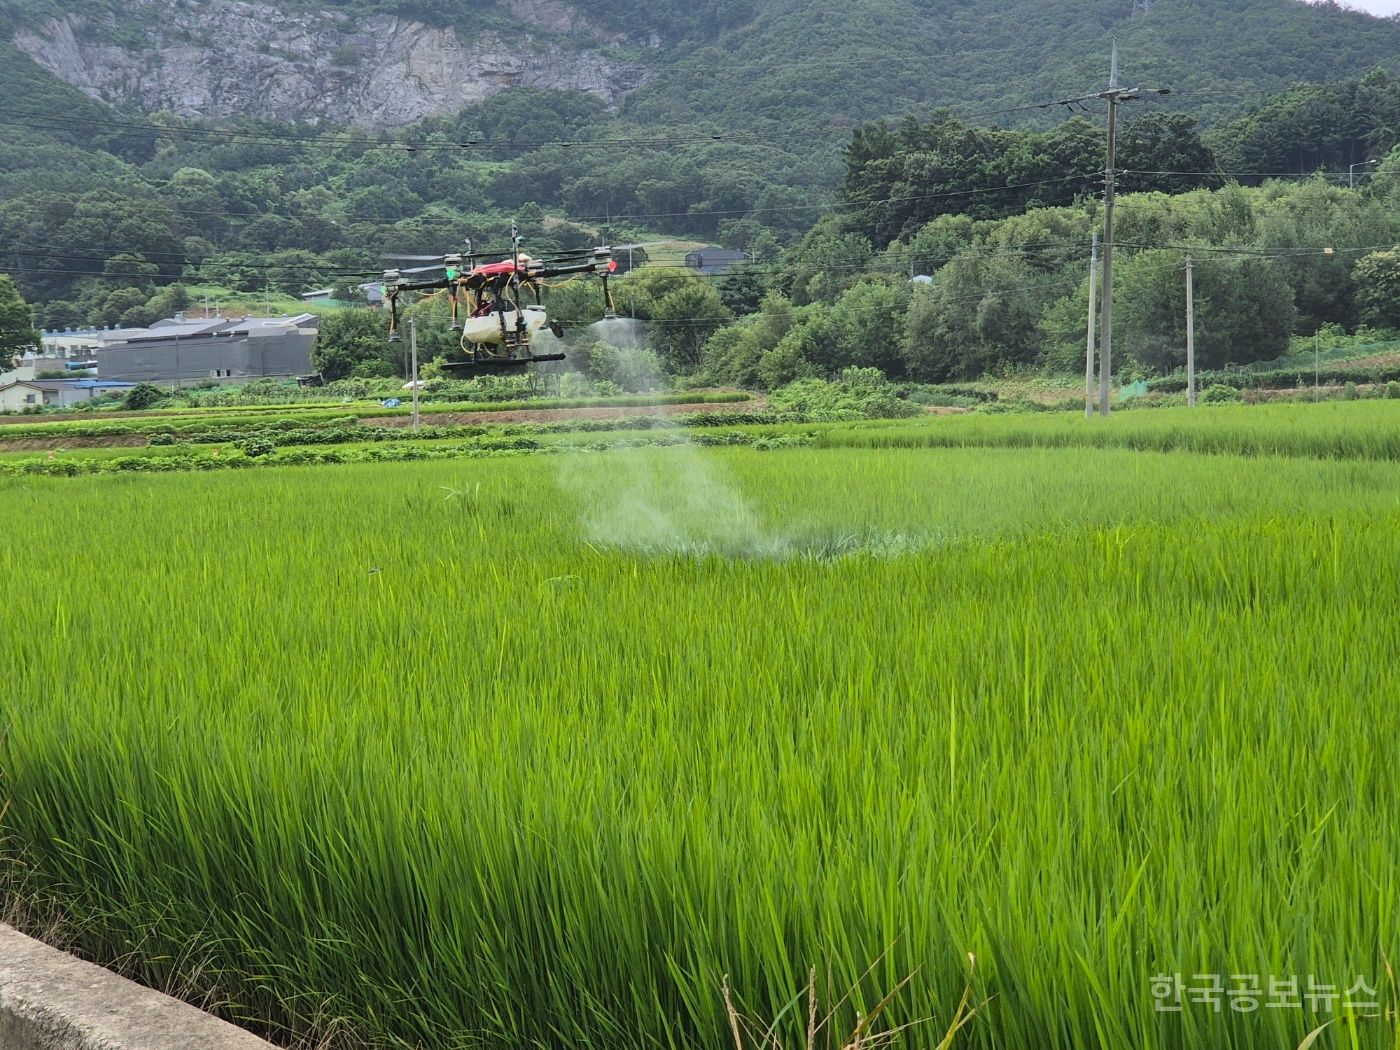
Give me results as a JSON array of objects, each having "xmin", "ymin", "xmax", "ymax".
[
  {"xmin": 381, "ymin": 253, "xmax": 447, "ymax": 262},
  {"xmin": 400, "ymin": 264, "xmax": 448, "ymax": 275}
]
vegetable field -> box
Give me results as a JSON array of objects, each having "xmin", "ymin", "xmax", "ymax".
[{"xmin": 3, "ymin": 410, "xmax": 1400, "ymax": 1049}]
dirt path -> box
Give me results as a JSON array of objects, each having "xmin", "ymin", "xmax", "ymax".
[
  {"xmin": 0, "ymin": 434, "xmax": 148, "ymax": 451},
  {"xmin": 362, "ymin": 400, "xmax": 766, "ymax": 428}
]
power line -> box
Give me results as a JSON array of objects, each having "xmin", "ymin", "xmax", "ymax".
[
  {"xmin": 14, "ymin": 233, "xmax": 1391, "ymax": 295},
  {"xmin": 1, "ymin": 244, "xmax": 379, "ymax": 275},
  {"xmin": 3, "ymin": 170, "xmax": 1095, "ymax": 230},
  {"xmin": 0, "ymin": 110, "xmax": 737, "ymax": 153},
  {"xmin": 1121, "ymin": 167, "xmax": 1395, "ymax": 179}
]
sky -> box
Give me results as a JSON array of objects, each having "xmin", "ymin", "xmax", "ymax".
[{"xmin": 1305, "ymin": 0, "xmax": 1400, "ymax": 15}]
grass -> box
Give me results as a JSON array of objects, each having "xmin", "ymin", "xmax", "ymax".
[
  {"xmin": 3, "ymin": 425, "xmax": 1400, "ymax": 1049},
  {"xmin": 815, "ymin": 399, "xmax": 1400, "ymax": 460},
  {"xmin": 180, "ymin": 284, "xmax": 344, "ymax": 318}
]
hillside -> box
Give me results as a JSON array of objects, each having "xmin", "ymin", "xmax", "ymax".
[
  {"xmin": 5, "ymin": 0, "xmax": 1400, "ymax": 132},
  {"xmin": 4, "ymin": 0, "xmax": 1400, "ymax": 331}
]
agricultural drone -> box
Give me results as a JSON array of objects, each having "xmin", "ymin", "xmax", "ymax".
[{"xmin": 380, "ymin": 224, "xmax": 619, "ymax": 376}]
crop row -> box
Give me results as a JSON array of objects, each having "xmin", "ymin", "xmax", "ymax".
[
  {"xmin": 0, "ymin": 429, "xmax": 795, "ymax": 476},
  {"xmin": 0, "ymin": 392, "xmax": 753, "ymax": 439}
]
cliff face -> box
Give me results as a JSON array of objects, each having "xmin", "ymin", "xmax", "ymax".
[{"xmin": 12, "ymin": 1, "xmax": 653, "ymax": 128}]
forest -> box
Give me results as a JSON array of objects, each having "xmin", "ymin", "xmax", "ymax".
[{"xmin": 3, "ymin": 0, "xmax": 1400, "ymax": 386}]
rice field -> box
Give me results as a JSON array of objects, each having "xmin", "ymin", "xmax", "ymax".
[
  {"xmin": 3, "ymin": 415, "xmax": 1400, "ymax": 1050},
  {"xmin": 815, "ymin": 399, "xmax": 1400, "ymax": 460}
]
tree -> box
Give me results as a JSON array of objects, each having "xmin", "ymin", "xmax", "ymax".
[
  {"xmin": 649, "ymin": 282, "xmax": 732, "ymax": 373},
  {"xmin": 902, "ymin": 255, "xmax": 1053, "ymax": 381},
  {"xmin": 781, "ymin": 280, "xmax": 909, "ymax": 378},
  {"xmin": 1115, "ymin": 250, "xmax": 1297, "ymax": 372},
  {"xmin": 1037, "ymin": 284, "xmax": 1093, "ymax": 374},
  {"xmin": 1117, "ymin": 113, "xmax": 1221, "ymax": 195},
  {"xmin": 1353, "ymin": 250, "xmax": 1400, "ymax": 329},
  {"xmin": 96, "ymin": 288, "xmax": 149, "ymax": 328},
  {"xmin": 1252, "ymin": 179, "xmax": 1400, "ymax": 330},
  {"xmin": 783, "ymin": 220, "xmax": 874, "ymax": 305},
  {"xmin": 701, "ymin": 293, "xmax": 799, "ymax": 388},
  {"xmin": 123, "ymin": 383, "xmax": 166, "ymax": 410},
  {"xmin": 0, "ymin": 275, "xmax": 40, "ymax": 363},
  {"xmin": 716, "ymin": 264, "xmax": 770, "ymax": 315},
  {"xmin": 311, "ymin": 309, "xmax": 396, "ymax": 381}
]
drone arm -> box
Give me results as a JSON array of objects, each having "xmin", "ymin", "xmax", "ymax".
[
  {"xmin": 399, "ymin": 278, "xmax": 451, "ymax": 293},
  {"xmin": 533, "ymin": 261, "xmax": 597, "ymax": 279}
]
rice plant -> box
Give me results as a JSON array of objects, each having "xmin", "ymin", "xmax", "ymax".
[
  {"xmin": 815, "ymin": 399, "xmax": 1400, "ymax": 460},
  {"xmin": 2, "ymin": 437, "xmax": 1399, "ymax": 1049}
]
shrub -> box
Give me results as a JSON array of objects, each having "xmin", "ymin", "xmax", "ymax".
[
  {"xmin": 1202, "ymin": 384, "xmax": 1239, "ymax": 404},
  {"xmin": 122, "ymin": 383, "xmax": 166, "ymax": 410},
  {"xmin": 770, "ymin": 368, "xmax": 920, "ymax": 422},
  {"xmin": 237, "ymin": 438, "xmax": 276, "ymax": 458}
]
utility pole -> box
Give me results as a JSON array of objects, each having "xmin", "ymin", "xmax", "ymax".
[
  {"xmin": 1086, "ymin": 232, "xmax": 1099, "ymax": 419},
  {"xmin": 1099, "ymin": 44, "xmax": 1122, "ymax": 418},
  {"xmin": 1314, "ymin": 331, "xmax": 1321, "ymax": 400},
  {"xmin": 1185, "ymin": 256, "xmax": 1196, "ymax": 407},
  {"xmin": 1055, "ymin": 42, "xmax": 1170, "ymax": 417},
  {"xmin": 409, "ymin": 316, "xmax": 420, "ymax": 433},
  {"xmin": 1099, "ymin": 95, "xmax": 1119, "ymax": 416}
]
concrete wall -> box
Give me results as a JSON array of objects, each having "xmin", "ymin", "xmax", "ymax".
[
  {"xmin": 0, "ymin": 925, "xmax": 274, "ymax": 1050},
  {"xmin": 96, "ymin": 331, "xmax": 314, "ymax": 385}
]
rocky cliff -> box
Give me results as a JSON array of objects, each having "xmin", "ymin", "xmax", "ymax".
[{"xmin": 13, "ymin": 0, "xmax": 652, "ymax": 128}]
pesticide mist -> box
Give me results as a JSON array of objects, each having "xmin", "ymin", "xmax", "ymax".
[
  {"xmin": 555, "ymin": 341, "xmax": 941, "ymax": 560},
  {"xmin": 585, "ymin": 317, "xmax": 648, "ymax": 349},
  {"xmin": 560, "ymin": 442, "xmax": 792, "ymax": 559}
]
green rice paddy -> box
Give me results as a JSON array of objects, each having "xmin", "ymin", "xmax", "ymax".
[{"xmin": 3, "ymin": 404, "xmax": 1400, "ymax": 1049}]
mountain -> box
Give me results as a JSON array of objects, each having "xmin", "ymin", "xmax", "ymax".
[
  {"xmin": 7, "ymin": 1, "xmax": 652, "ymax": 127},
  {"xmin": 5, "ymin": 0, "xmax": 1400, "ymax": 133},
  {"xmin": 4, "ymin": 0, "xmax": 1400, "ymax": 328}
]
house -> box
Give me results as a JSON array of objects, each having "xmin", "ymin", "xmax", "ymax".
[
  {"xmin": 684, "ymin": 247, "xmax": 750, "ymax": 276},
  {"xmin": 0, "ymin": 378, "xmax": 136, "ymax": 412},
  {"xmin": 95, "ymin": 315, "xmax": 320, "ymax": 386}
]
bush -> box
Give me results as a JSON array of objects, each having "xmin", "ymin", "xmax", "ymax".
[
  {"xmin": 1202, "ymin": 384, "xmax": 1240, "ymax": 404},
  {"xmin": 1387, "ymin": 381, "xmax": 1400, "ymax": 400},
  {"xmin": 770, "ymin": 368, "xmax": 921, "ymax": 422},
  {"xmin": 236, "ymin": 438, "xmax": 276, "ymax": 458},
  {"xmin": 122, "ymin": 383, "xmax": 166, "ymax": 410}
]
